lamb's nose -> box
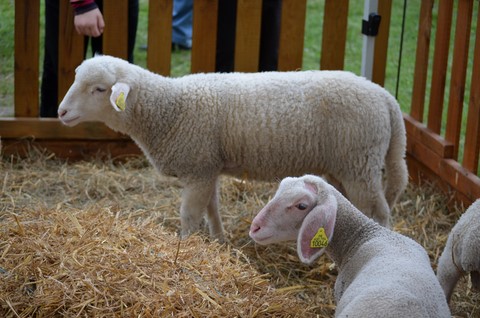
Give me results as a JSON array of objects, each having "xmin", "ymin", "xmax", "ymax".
[
  {"xmin": 58, "ymin": 109, "xmax": 67, "ymax": 118},
  {"xmin": 250, "ymin": 224, "xmax": 261, "ymax": 234}
]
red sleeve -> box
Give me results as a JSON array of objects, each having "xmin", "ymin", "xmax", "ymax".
[{"xmin": 70, "ymin": 0, "xmax": 98, "ymax": 15}]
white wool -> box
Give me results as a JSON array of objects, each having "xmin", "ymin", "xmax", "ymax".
[
  {"xmin": 250, "ymin": 175, "xmax": 451, "ymax": 317},
  {"xmin": 58, "ymin": 55, "xmax": 407, "ymax": 241},
  {"xmin": 437, "ymin": 199, "xmax": 480, "ymax": 302}
]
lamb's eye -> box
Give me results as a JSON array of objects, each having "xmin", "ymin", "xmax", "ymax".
[
  {"xmin": 296, "ymin": 203, "xmax": 308, "ymax": 210},
  {"xmin": 95, "ymin": 87, "xmax": 106, "ymax": 92}
]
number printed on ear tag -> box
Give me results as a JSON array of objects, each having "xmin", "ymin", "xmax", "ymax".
[
  {"xmin": 310, "ymin": 227, "xmax": 329, "ymax": 248},
  {"xmin": 115, "ymin": 92, "xmax": 126, "ymax": 111}
]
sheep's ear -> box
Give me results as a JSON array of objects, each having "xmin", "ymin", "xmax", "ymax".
[
  {"xmin": 110, "ymin": 82, "xmax": 130, "ymax": 112},
  {"xmin": 297, "ymin": 185, "xmax": 337, "ymax": 264}
]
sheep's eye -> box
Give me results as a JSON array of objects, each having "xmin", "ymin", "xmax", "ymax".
[
  {"xmin": 95, "ymin": 87, "xmax": 106, "ymax": 93},
  {"xmin": 296, "ymin": 203, "xmax": 308, "ymax": 210}
]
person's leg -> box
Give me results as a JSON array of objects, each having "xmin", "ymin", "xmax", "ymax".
[
  {"xmin": 259, "ymin": 0, "xmax": 282, "ymax": 71},
  {"xmin": 89, "ymin": 0, "xmax": 103, "ymax": 57},
  {"xmin": 127, "ymin": 0, "xmax": 139, "ymax": 62},
  {"xmin": 90, "ymin": 0, "xmax": 137, "ymax": 62},
  {"xmin": 215, "ymin": 0, "xmax": 237, "ymax": 72},
  {"xmin": 40, "ymin": 0, "xmax": 59, "ymax": 117},
  {"xmin": 172, "ymin": 0, "xmax": 193, "ymax": 49}
]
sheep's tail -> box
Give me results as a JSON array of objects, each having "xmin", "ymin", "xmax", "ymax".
[{"xmin": 383, "ymin": 99, "xmax": 408, "ymax": 208}]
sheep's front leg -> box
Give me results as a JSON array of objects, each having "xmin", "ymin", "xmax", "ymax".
[
  {"xmin": 206, "ymin": 180, "xmax": 225, "ymax": 241},
  {"xmin": 180, "ymin": 178, "xmax": 224, "ymax": 241}
]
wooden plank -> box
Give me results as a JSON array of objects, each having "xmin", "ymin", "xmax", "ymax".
[
  {"xmin": 406, "ymin": 135, "xmax": 445, "ymax": 185},
  {"xmin": 406, "ymin": 133, "xmax": 480, "ymax": 204},
  {"xmin": 58, "ymin": 2, "xmax": 85, "ymax": 102},
  {"xmin": 463, "ymin": 6, "xmax": 480, "ymax": 174},
  {"xmin": 445, "ymin": 0, "xmax": 474, "ymax": 158},
  {"xmin": 441, "ymin": 159, "xmax": 480, "ymax": 202},
  {"xmin": 410, "ymin": 0, "xmax": 434, "ymax": 122},
  {"xmin": 147, "ymin": 0, "xmax": 172, "ymax": 76},
  {"xmin": 406, "ymin": 154, "xmax": 475, "ymax": 208},
  {"xmin": 404, "ymin": 114, "xmax": 454, "ymax": 159},
  {"xmin": 277, "ymin": 0, "xmax": 307, "ymax": 71},
  {"xmin": 234, "ymin": 0, "xmax": 262, "ymax": 72},
  {"xmin": 372, "ymin": 0, "xmax": 392, "ymax": 87},
  {"xmin": 1, "ymin": 139, "xmax": 141, "ymax": 161},
  {"xmin": 102, "ymin": 0, "xmax": 129, "ymax": 59},
  {"xmin": 320, "ymin": 0, "xmax": 348, "ymax": 70},
  {"xmin": 427, "ymin": 0, "xmax": 454, "ymax": 133},
  {"xmin": 191, "ymin": 0, "xmax": 218, "ymax": 73},
  {"xmin": 0, "ymin": 118, "xmax": 128, "ymax": 140},
  {"xmin": 14, "ymin": 0, "xmax": 40, "ymax": 117}
]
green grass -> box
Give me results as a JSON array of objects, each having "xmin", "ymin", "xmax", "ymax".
[{"xmin": 0, "ymin": 0, "xmax": 15, "ymax": 117}]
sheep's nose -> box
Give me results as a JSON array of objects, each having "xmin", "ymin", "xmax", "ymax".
[
  {"xmin": 58, "ymin": 109, "xmax": 67, "ymax": 118},
  {"xmin": 250, "ymin": 223, "xmax": 261, "ymax": 234}
]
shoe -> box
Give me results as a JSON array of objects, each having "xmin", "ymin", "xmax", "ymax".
[
  {"xmin": 138, "ymin": 43, "xmax": 192, "ymax": 51},
  {"xmin": 172, "ymin": 42, "xmax": 191, "ymax": 51}
]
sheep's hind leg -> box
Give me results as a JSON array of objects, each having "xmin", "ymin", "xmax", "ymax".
[
  {"xmin": 341, "ymin": 179, "xmax": 391, "ymax": 228},
  {"xmin": 180, "ymin": 179, "xmax": 223, "ymax": 240},
  {"xmin": 206, "ymin": 180, "xmax": 225, "ymax": 242}
]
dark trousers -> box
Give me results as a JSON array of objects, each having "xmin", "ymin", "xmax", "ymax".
[
  {"xmin": 216, "ymin": 0, "xmax": 282, "ymax": 72},
  {"xmin": 41, "ymin": 0, "xmax": 138, "ymax": 117}
]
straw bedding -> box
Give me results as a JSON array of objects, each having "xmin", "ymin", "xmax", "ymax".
[{"xmin": 0, "ymin": 148, "xmax": 478, "ymax": 317}]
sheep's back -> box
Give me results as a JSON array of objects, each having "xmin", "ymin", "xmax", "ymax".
[
  {"xmin": 335, "ymin": 231, "xmax": 449, "ymax": 317},
  {"xmin": 199, "ymin": 71, "xmax": 394, "ymax": 180}
]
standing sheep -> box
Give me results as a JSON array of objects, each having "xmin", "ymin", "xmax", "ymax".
[
  {"xmin": 437, "ymin": 199, "xmax": 480, "ymax": 302},
  {"xmin": 58, "ymin": 55, "xmax": 407, "ymax": 241},
  {"xmin": 249, "ymin": 175, "xmax": 451, "ymax": 317}
]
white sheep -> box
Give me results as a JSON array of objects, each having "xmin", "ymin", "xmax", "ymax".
[
  {"xmin": 249, "ymin": 175, "xmax": 451, "ymax": 317},
  {"xmin": 58, "ymin": 55, "xmax": 407, "ymax": 241},
  {"xmin": 437, "ymin": 199, "xmax": 480, "ymax": 302}
]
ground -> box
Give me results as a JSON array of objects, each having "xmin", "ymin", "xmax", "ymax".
[{"xmin": 0, "ymin": 149, "xmax": 478, "ymax": 317}]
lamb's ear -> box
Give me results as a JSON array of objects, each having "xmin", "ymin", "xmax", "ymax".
[
  {"xmin": 110, "ymin": 82, "xmax": 130, "ymax": 112},
  {"xmin": 297, "ymin": 184, "xmax": 337, "ymax": 264}
]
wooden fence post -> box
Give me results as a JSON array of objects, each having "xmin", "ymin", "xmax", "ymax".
[
  {"xmin": 320, "ymin": 0, "xmax": 348, "ymax": 70},
  {"xmin": 234, "ymin": 0, "xmax": 262, "ymax": 72},
  {"xmin": 58, "ymin": 2, "xmax": 84, "ymax": 103},
  {"xmin": 191, "ymin": 0, "xmax": 218, "ymax": 73},
  {"xmin": 102, "ymin": 0, "xmax": 129, "ymax": 59},
  {"xmin": 147, "ymin": 0, "xmax": 173, "ymax": 76},
  {"xmin": 277, "ymin": 0, "xmax": 307, "ymax": 71},
  {"xmin": 14, "ymin": 0, "xmax": 40, "ymax": 117}
]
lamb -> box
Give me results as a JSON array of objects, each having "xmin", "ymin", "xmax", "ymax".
[
  {"xmin": 249, "ymin": 175, "xmax": 451, "ymax": 317},
  {"xmin": 437, "ymin": 199, "xmax": 480, "ymax": 302},
  {"xmin": 58, "ymin": 55, "xmax": 407, "ymax": 241}
]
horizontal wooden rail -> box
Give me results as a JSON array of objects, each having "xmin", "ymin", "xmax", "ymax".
[
  {"xmin": 0, "ymin": 118, "xmax": 139, "ymax": 160},
  {"xmin": 0, "ymin": 118, "xmax": 127, "ymax": 140}
]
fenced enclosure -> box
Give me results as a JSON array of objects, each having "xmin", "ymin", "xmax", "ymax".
[{"xmin": 1, "ymin": 0, "xmax": 479, "ymax": 206}]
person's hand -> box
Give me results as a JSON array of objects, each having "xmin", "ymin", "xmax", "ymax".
[{"xmin": 74, "ymin": 8, "xmax": 105, "ymax": 37}]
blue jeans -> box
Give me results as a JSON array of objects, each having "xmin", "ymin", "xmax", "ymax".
[{"xmin": 172, "ymin": 0, "xmax": 193, "ymax": 48}]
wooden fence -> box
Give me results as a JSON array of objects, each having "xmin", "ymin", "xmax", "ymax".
[
  {"xmin": 1, "ymin": 0, "xmax": 479, "ymax": 206},
  {"xmin": 406, "ymin": 0, "xmax": 480, "ymax": 205}
]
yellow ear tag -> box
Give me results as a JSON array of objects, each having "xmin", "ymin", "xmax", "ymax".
[
  {"xmin": 310, "ymin": 227, "xmax": 329, "ymax": 248},
  {"xmin": 115, "ymin": 92, "xmax": 126, "ymax": 111}
]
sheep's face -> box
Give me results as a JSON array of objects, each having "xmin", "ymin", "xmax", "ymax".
[
  {"xmin": 249, "ymin": 178, "xmax": 317, "ymax": 245},
  {"xmin": 249, "ymin": 175, "xmax": 337, "ymax": 264},
  {"xmin": 58, "ymin": 56, "xmax": 127, "ymax": 126}
]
